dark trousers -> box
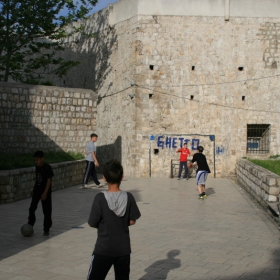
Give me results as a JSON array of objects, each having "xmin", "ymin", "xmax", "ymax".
[
  {"xmin": 28, "ymin": 190, "xmax": 52, "ymax": 232},
  {"xmin": 178, "ymin": 161, "xmax": 188, "ymax": 178},
  {"xmin": 83, "ymin": 161, "xmax": 100, "ymax": 185},
  {"xmin": 87, "ymin": 254, "xmax": 130, "ymax": 280}
]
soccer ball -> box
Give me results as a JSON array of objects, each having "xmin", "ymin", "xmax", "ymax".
[{"xmin": 21, "ymin": 224, "xmax": 34, "ymax": 237}]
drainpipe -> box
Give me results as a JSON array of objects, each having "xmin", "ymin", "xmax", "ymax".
[{"xmin": 225, "ymin": 0, "xmax": 230, "ymax": 21}]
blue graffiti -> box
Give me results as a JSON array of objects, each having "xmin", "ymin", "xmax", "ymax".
[
  {"xmin": 216, "ymin": 146, "xmax": 225, "ymax": 155},
  {"xmin": 157, "ymin": 136, "xmax": 200, "ymax": 150}
]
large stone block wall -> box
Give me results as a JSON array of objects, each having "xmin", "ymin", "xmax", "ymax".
[
  {"xmin": 7, "ymin": 2, "xmax": 280, "ymax": 178},
  {"xmin": 236, "ymin": 159, "xmax": 280, "ymax": 207},
  {"xmin": 0, "ymin": 160, "xmax": 85, "ymax": 203},
  {"xmin": 0, "ymin": 83, "xmax": 97, "ymax": 154}
]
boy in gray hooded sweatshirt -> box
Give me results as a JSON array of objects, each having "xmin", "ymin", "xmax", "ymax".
[{"xmin": 87, "ymin": 159, "xmax": 141, "ymax": 280}]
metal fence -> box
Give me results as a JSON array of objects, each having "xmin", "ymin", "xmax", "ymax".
[{"xmin": 247, "ymin": 124, "xmax": 270, "ymax": 153}]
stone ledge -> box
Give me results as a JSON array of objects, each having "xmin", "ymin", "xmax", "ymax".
[
  {"xmin": 236, "ymin": 159, "xmax": 280, "ymax": 220},
  {"xmin": 0, "ymin": 160, "xmax": 86, "ymax": 203}
]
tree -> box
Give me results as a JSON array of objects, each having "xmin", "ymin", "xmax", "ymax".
[{"xmin": 0, "ymin": 0, "xmax": 98, "ymax": 83}]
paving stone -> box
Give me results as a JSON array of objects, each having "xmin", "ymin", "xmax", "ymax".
[{"xmin": 0, "ymin": 177, "xmax": 279, "ymax": 279}]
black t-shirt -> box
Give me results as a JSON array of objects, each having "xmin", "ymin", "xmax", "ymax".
[
  {"xmin": 34, "ymin": 163, "xmax": 54, "ymax": 192},
  {"xmin": 192, "ymin": 153, "xmax": 211, "ymax": 173},
  {"xmin": 88, "ymin": 192, "xmax": 141, "ymax": 257}
]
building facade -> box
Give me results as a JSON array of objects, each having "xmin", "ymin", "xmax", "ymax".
[{"xmin": 46, "ymin": 0, "xmax": 280, "ymax": 177}]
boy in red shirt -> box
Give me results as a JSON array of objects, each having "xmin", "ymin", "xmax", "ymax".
[{"xmin": 177, "ymin": 142, "xmax": 191, "ymax": 180}]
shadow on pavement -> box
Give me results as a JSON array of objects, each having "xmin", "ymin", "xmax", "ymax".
[{"xmin": 139, "ymin": 250, "xmax": 181, "ymax": 280}]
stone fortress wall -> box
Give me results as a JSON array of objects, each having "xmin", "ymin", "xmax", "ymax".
[
  {"xmin": 6, "ymin": 0, "xmax": 280, "ymax": 178},
  {"xmin": 0, "ymin": 82, "xmax": 97, "ymax": 154}
]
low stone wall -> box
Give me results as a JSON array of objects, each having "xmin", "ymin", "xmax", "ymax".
[
  {"xmin": 0, "ymin": 160, "xmax": 86, "ymax": 203},
  {"xmin": 236, "ymin": 159, "xmax": 280, "ymax": 208}
]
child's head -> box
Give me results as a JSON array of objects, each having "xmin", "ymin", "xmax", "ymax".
[
  {"xmin": 183, "ymin": 142, "xmax": 188, "ymax": 148},
  {"xmin": 33, "ymin": 151, "xmax": 45, "ymax": 167},
  {"xmin": 103, "ymin": 159, "xmax": 123, "ymax": 185},
  {"xmin": 197, "ymin": 146, "xmax": 204, "ymax": 153},
  {"xmin": 90, "ymin": 133, "xmax": 98, "ymax": 142}
]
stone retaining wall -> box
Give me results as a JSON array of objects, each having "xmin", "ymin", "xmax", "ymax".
[
  {"xmin": 236, "ymin": 159, "xmax": 280, "ymax": 208},
  {"xmin": 0, "ymin": 160, "xmax": 86, "ymax": 203},
  {"xmin": 0, "ymin": 82, "xmax": 97, "ymax": 154}
]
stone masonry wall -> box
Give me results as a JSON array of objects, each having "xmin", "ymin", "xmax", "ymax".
[
  {"xmin": 10, "ymin": 4, "xmax": 280, "ymax": 178},
  {"xmin": 236, "ymin": 159, "xmax": 280, "ymax": 208},
  {"xmin": 0, "ymin": 160, "xmax": 85, "ymax": 203},
  {"xmin": 0, "ymin": 82, "xmax": 97, "ymax": 154}
]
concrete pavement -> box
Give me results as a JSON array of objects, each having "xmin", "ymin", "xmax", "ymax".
[{"xmin": 0, "ymin": 177, "xmax": 279, "ymax": 280}]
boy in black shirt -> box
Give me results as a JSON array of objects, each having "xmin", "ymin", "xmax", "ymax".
[
  {"xmin": 87, "ymin": 160, "xmax": 141, "ymax": 280},
  {"xmin": 192, "ymin": 146, "xmax": 211, "ymax": 200},
  {"xmin": 27, "ymin": 151, "xmax": 54, "ymax": 236}
]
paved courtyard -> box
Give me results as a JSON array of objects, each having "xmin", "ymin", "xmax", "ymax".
[{"xmin": 0, "ymin": 177, "xmax": 279, "ymax": 280}]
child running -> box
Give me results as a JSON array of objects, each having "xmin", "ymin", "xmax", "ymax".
[
  {"xmin": 87, "ymin": 159, "xmax": 141, "ymax": 280},
  {"xmin": 191, "ymin": 146, "xmax": 211, "ymax": 200}
]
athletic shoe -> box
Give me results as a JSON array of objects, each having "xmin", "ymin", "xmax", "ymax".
[
  {"xmin": 198, "ymin": 195, "xmax": 204, "ymax": 200},
  {"xmin": 43, "ymin": 231, "xmax": 49, "ymax": 236},
  {"xmin": 177, "ymin": 178, "xmax": 180, "ymax": 180},
  {"xmin": 82, "ymin": 184, "xmax": 88, "ymax": 189},
  {"xmin": 185, "ymin": 178, "xmax": 188, "ymax": 180},
  {"xmin": 202, "ymin": 194, "xmax": 207, "ymax": 198},
  {"xmin": 96, "ymin": 183, "xmax": 106, "ymax": 188}
]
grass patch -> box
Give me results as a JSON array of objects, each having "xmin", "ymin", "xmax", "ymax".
[
  {"xmin": 248, "ymin": 159, "xmax": 280, "ymax": 176},
  {"xmin": 0, "ymin": 151, "xmax": 84, "ymax": 170}
]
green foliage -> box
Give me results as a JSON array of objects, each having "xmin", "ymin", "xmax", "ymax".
[
  {"xmin": 0, "ymin": 151, "xmax": 84, "ymax": 170},
  {"xmin": 269, "ymin": 154, "xmax": 280, "ymax": 159},
  {"xmin": 0, "ymin": 0, "xmax": 98, "ymax": 83},
  {"xmin": 248, "ymin": 159, "xmax": 280, "ymax": 176}
]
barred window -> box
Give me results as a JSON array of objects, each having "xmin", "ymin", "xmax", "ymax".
[{"xmin": 247, "ymin": 124, "xmax": 270, "ymax": 153}]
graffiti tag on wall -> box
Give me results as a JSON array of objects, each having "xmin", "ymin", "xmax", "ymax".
[
  {"xmin": 157, "ymin": 136, "xmax": 200, "ymax": 150},
  {"xmin": 216, "ymin": 146, "xmax": 225, "ymax": 155},
  {"xmin": 8, "ymin": 109, "xmax": 32, "ymax": 128}
]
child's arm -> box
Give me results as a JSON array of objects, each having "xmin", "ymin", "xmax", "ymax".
[
  {"xmin": 41, "ymin": 178, "xmax": 52, "ymax": 201},
  {"xmin": 129, "ymin": 220, "xmax": 136, "ymax": 226},
  {"xmin": 91, "ymin": 151, "xmax": 99, "ymax": 167},
  {"xmin": 88, "ymin": 196, "xmax": 101, "ymax": 228}
]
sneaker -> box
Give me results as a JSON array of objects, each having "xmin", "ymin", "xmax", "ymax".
[
  {"xmin": 82, "ymin": 184, "xmax": 88, "ymax": 189},
  {"xmin": 43, "ymin": 231, "xmax": 49, "ymax": 236},
  {"xmin": 185, "ymin": 178, "xmax": 188, "ymax": 180},
  {"xmin": 96, "ymin": 183, "xmax": 106, "ymax": 188},
  {"xmin": 202, "ymin": 194, "xmax": 207, "ymax": 198},
  {"xmin": 177, "ymin": 178, "xmax": 180, "ymax": 180},
  {"xmin": 198, "ymin": 195, "xmax": 204, "ymax": 200}
]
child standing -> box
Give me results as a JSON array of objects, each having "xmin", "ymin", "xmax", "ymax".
[
  {"xmin": 191, "ymin": 146, "xmax": 211, "ymax": 199},
  {"xmin": 28, "ymin": 151, "xmax": 54, "ymax": 236},
  {"xmin": 177, "ymin": 142, "xmax": 191, "ymax": 180},
  {"xmin": 87, "ymin": 159, "xmax": 141, "ymax": 280}
]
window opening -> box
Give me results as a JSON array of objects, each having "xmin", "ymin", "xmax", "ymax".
[{"xmin": 247, "ymin": 124, "xmax": 270, "ymax": 153}]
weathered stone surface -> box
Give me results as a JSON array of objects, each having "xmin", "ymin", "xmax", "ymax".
[
  {"xmin": 0, "ymin": 83, "xmax": 97, "ymax": 155},
  {"xmin": 236, "ymin": 159, "xmax": 279, "ymax": 206},
  {"xmin": 0, "ymin": 160, "xmax": 86, "ymax": 203}
]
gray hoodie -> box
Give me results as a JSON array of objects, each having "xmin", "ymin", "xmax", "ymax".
[{"xmin": 102, "ymin": 191, "xmax": 128, "ymax": 217}]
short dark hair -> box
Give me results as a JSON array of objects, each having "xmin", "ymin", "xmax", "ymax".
[
  {"xmin": 197, "ymin": 146, "xmax": 204, "ymax": 153},
  {"xmin": 90, "ymin": 133, "xmax": 98, "ymax": 138},
  {"xmin": 183, "ymin": 142, "xmax": 187, "ymax": 145},
  {"xmin": 33, "ymin": 151, "xmax": 44, "ymax": 158},
  {"xmin": 103, "ymin": 160, "xmax": 123, "ymax": 185}
]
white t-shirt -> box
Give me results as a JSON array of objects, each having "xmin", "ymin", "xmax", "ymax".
[{"xmin": 85, "ymin": 141, "xmax": 96, "ymax": 162}]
